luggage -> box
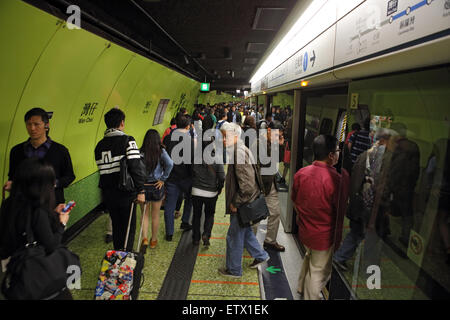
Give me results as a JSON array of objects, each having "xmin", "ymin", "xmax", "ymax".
[{"xmin": 94, "ymin": 202, "xmax": 146, "ymax": 300}]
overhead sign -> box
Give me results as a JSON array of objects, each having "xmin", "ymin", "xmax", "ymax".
[
  {"xmin": 200, "ymin": 82, "xmax": 210, "ymax": 92},
  {"xmin": 251, "ymin": 0, "xmax": 450, "ymax": 93},
  {"xmin": 334, "ymin": 0, "xmax": 449, "ymax": 66}
]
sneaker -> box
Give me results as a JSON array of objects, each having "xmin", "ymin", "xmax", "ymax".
[
  {"xmin": 334, "ymin": 260, "xmax": 348, "ymax": 271},
  {"xmin": 218, "ymin": 268, "xmax": 241, "ymax": 278},
  {"xmin": 264, "ymin": 241, "xmax": 285, "ymax": 252},
  {"xmin": 166, "ymin": 234, "xmax": 173, "ymax": 241},
  {"xmin": 249, "ymin": 257, "xmax": 269, "ymax": 268},
  {"xmin": 180, "ymin": 222, "xmax": 192, "ymax": 231}
]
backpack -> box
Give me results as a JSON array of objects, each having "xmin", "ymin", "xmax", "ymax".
[
  {"xmin": 202, "ymin": 114, "xmax": 214, "ymax": 131},
  {"xmin": 162, "ymin": 127, "xmax": 177, "ymax": 150}
]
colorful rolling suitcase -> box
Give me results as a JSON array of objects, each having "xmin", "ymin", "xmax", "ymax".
[{"xmin": 94, "ymin": 202, "xmax": 146, "ymax": 300}]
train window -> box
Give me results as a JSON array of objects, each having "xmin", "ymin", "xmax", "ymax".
[
  {"xmin": 319, "ymin": 118, "xmax": 333, "ymax": 135},
  {"xmin": 153, "ymin": 99, "xmax": 170, "ymax": 126},
  {"xmin": 333, "ymin": 67, "xmax": 450, "ymax": 300}
]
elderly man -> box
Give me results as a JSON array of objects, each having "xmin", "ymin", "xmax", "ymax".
[{"xmin": 218, "ymin": 122, "xmax": 269, "ymax": 278}]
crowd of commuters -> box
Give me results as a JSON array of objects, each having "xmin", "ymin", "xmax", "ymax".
[{"xmin": 0, "ymin": 103, "xmax": 447, "ymax": 301}]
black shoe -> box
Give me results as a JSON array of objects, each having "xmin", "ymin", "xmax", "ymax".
[
  {"xmin": 166, "ymin": 234, "xmax": 173, "ymax": 241},
  {"xmin": 218, "ymin": 268, "xmax": 241, "ymax": 278},
  {"xmin": 264, "ymin": 241, "xmax": 285, "ymax": 252},
  {"xmin": 193, "ymin": 240, "xmax": 200, "ymax": 246},
  {"xmin": 202, "ymin": 235, "xmax": 210, "ymax": 246},
  {"xmin": 105, "ymin": 234, "xmax": 113, "ymax": 244},
  {"xmin": 249, "ymin": 257, "xmax": 269, "ymax": 268},
  {"xmin": 334, "ymin": 260, "xmax": 348, "ymax": 271},
  {"xmin": 180, "ymin": 222, "xmax": 192, "ymax": 231}
]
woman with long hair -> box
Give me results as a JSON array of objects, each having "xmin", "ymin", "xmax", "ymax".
[
  {"xmin": 0, "ymin": 158, "xmax": 73, "ymax": 299},
  {"xmin": 140, "ymin": 129, "xmax": 173, "ymax": 250}
]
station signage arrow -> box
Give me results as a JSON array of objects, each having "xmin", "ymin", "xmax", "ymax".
[{"xmin": 310, "ymin": 50, "xmax": 316, "ymax": 67}]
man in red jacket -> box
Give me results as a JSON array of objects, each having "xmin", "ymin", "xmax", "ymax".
[{"xmin": 291, "ymin": 135, "xmax": 349, "ymax": 300}]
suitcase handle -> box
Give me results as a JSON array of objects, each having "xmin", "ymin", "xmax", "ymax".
[{"xmin": 123, "ymin": 201, "xmax": 147, "ymax": 252}]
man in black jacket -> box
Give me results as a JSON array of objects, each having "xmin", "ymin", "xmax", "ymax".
[
  {"xmin": 227, "ymin": 105, "xmax": 242, "ymax": 124},
  {"xmin": 4, "ymin": 108, "xmax": 75, "ymax": 205},
  {"xmin": 95, "ymin": 108, "xmax": 146, "ymax": 251},
  {"xmin": 163, "ymin": 115, "xmax": 195, "ymax": 241}
]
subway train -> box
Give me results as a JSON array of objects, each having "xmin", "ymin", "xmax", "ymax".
[{"xmin": 0, "ymin": 0, "xmax": 449, "ymax": 303}]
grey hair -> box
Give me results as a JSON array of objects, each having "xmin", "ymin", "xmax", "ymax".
[{"xmin": 220, "ymin": 122, "xmax": 242, "ymax": 137}]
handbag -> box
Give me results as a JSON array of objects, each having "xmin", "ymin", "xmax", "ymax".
[
  {"xmin": 283, "ymin": 142, "xmax": 291, "ymax": 164},
  {"xmin": 233, "ymin": 164, "xmax": 269, "ymax": 228},
  {"xmin": 118, "ymin": 136, "xmax": 136, "ymax": 192},
  {"xmin": 1, "ymin": 214, "xmax": 81, "ymax": 300}
]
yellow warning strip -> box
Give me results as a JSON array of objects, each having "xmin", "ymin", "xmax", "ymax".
[{"xmin": 339, "ymin": 114, "xmax": 348, "ymax": 143}]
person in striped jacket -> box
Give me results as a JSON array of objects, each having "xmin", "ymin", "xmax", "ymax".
[{"xmin": 95, "ymin": 108, "xmax": 146, "ymax": 251}]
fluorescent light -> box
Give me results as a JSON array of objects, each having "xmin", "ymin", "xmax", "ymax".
[{"xmin": 250, "ymin": 0, "xmax": 327, "ymax": 84}]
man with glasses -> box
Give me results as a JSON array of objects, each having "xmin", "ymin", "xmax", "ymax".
[{"xmin": 291, "ymin": 135, "xmax": 349, "ymax": 300}]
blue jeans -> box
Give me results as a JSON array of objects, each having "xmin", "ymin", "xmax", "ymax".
[
  {"xmin": 333, "ymin": 219, "xmax": 364, "ymax": 263},
  {"xmin": 226, "ymin": 214, "xmax": 269, "ymax": 276},
  {"xmin": 164, "ymin": 179, "xmax": 193, "ymax": 236}
]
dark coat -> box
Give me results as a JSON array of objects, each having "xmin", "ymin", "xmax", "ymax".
[{"xmin": 8, "ymin": 139, "xmax": 75, "ymax": 204}]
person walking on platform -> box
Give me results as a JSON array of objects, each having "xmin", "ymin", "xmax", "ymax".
[
  {"xmin": 253, "ymin": 124, "xmax": 286, "ymax": 252},
  {"xmin": 191, "ymin": 141, "xmax": 225, "ymax": 246},
  {"xmin": 140, "ymin": 129, "xmax": 173, "ymax": 250},
  {"xmin": 4, "ymin": 107, "xmax": 75, "ymax": 205},
  {"xmin": 333, "ymin": 129, "xmax": 391, "ymax": 271},
  {"xmin": 227, "ymin": 105, "xmax": 241, "ymax": 124},
  {"xmin": 95, "ymin": 108, "xmax": 146, "ymax": 252},
  {"xmin": 219, "ymin": 122, "xmax": 269, "ymax": 278},
  {"xmin": 291, "ymin": 135, "xmax": 349, "ymax": 300},
  {"xmin": 163, "ymin": 115, "xmax": 195, "ymax": 241}
]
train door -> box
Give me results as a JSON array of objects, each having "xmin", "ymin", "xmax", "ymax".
[
  {"xmin": 282, "ymin": 86, "xmax": 348, "ymax": 236},
  {"xmin": 283, "ymin": 86, "xmax": 349, "ymax": 299},
  {"xmin": 331, "ymin": 67, "xmax": 450, "ymax": 300}
]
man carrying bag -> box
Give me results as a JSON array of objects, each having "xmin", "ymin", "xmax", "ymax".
[
  {"xmin": 95, "ymin": 108, "xmax": 147, "ymax": 252},
  {"xmin": 218, "ymin": 123, "xmax": 269, "ymax": 278}
]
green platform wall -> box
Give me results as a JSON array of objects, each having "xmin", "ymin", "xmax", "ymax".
[{"xmin": 0, "ymin": 0, "xmax": 201, "ymax": 227}]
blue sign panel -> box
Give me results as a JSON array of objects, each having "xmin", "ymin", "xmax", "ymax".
[{"xmin": 303, "ymin": 52, "xmax": 308, "ymax": 72}]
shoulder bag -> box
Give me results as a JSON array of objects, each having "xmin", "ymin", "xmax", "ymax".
[
  {"xmin": 233, "ymin": 163, "xmax": 269, "ymax": 228},
  {"xmin": 118, "ymin": 135, "xmax": 136, "ymax": 192},
  {"xmin": 1, "ymin": 214, "xmax": 81, "ymax": 300}
]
